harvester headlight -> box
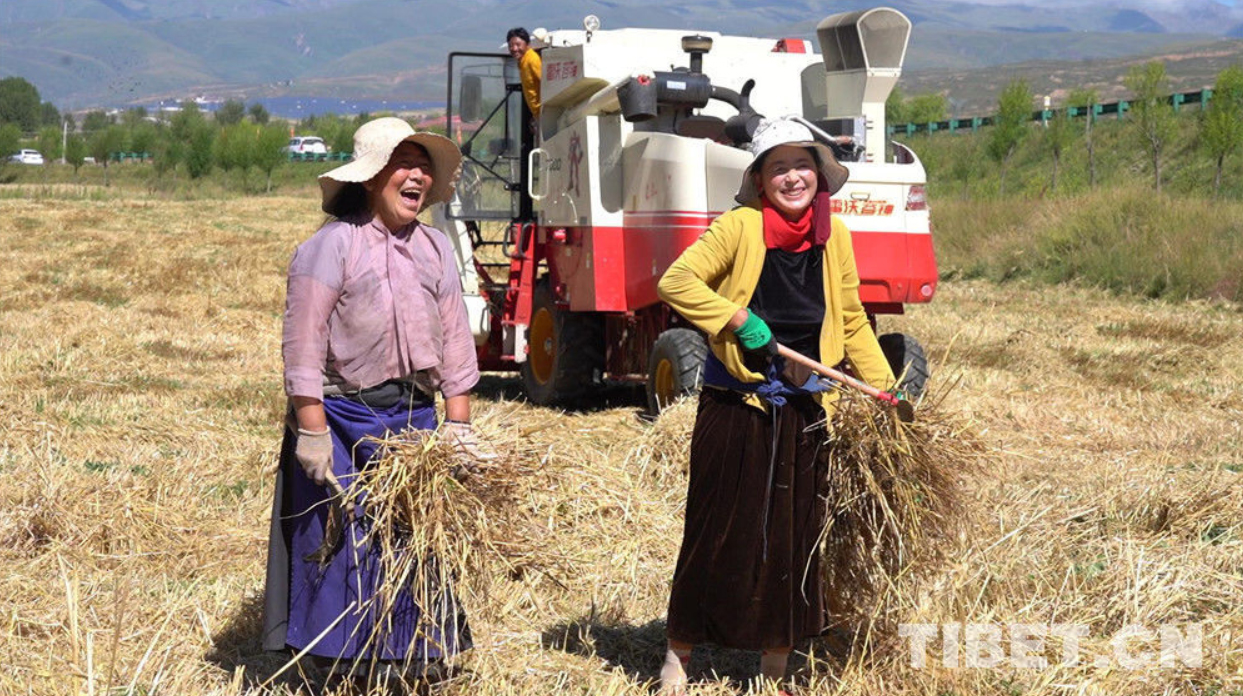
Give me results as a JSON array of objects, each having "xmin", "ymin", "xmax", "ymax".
[{"xmin": 583, "ymin": 14, "xmax": 601, "ymax": 32}]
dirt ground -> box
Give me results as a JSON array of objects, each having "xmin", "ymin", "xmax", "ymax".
[{"xmin": 1, "ymin": 193, "xmax": 1241, "ymax": 695}]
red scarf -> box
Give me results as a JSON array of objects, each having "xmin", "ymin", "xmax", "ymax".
[
  {"xmin": 760, "ymin": 176, "xmax": 835, "ymax": 252},
  {"xmin": 761, "ymin": 196, "xmax": 812, "ymax": 252}
]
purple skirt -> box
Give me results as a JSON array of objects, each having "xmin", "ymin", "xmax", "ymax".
[{"xmin": 262, "ymin": 396, "xmax": 471, "ymax": 660}]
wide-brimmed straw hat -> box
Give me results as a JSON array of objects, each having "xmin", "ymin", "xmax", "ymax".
[
  {"xmin": 735, "ymin": 115, "xmax": 849, "ymax": 204},
  {"xmin": 318, "ymin": 116, "xmax": 462, "ymax": 214}
]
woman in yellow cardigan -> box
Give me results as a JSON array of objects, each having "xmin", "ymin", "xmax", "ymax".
[{"xmin": 656, "ymin": 116, "xmax": 896, "ymax": 694}]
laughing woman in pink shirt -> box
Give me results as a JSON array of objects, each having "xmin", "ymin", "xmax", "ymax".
[{"xmin": 261, "ymin": 117, "xmax": 488, "ymax": 680}]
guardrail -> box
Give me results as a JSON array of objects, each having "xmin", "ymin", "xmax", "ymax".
[
  {"xmin": 285, "ymin": 151, "xmax": 353, "ymax": 162},
  {"xmin": 887, "ymin": 87, "xmax": 1216, "ymax": 137},
  {"xmin": 97, "ymin": 151, "xmax": 356, "ymax": 162},
  {"xmin": 107, "ymin": 151, "xmax": 152, "ymax": 162}
]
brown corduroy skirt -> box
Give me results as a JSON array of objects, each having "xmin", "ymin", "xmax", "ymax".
[{"xmin": 666, "ymin": 387, "xmax": 830, "ymax": 650}]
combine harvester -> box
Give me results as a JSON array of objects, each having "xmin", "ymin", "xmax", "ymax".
[{"xmin": 433, "ymin": 8, "xmax": 937, "ymax": 412}]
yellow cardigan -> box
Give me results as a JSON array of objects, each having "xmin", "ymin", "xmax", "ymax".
[
  {"xmin": 657, "ymin": 203, "xmax": 895, "ymax": 415},
  {"xmin": 519, "ymin": 50, "xmax": 542, "ymax": 118}
]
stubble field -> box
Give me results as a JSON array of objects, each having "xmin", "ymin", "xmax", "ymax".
[{"xmin": 1, "ymin": 189, "xmax": 1241, "ymax": 695}]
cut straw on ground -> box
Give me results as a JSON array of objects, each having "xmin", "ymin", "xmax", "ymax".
[{"xmin": 2, "ymin": 193, "xmax": 1241, "ymax": 695}]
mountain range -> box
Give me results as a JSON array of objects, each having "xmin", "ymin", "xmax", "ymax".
[{"xmin": 2, "ymin": 0, "xmax": 1243, "ymax": 110}]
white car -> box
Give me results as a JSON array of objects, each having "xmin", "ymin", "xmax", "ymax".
[
  {"xmin": 283, "ymin": 136, "xmax": 328, "ymax": 155},
  {"xmin": 8, "ymin": 149, "xmax": 44, "ymax": 165}
]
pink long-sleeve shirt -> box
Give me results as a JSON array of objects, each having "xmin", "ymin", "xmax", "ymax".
[{"xmin": 282, "ymin": 215, "xmax": 480, "ymax": 401}]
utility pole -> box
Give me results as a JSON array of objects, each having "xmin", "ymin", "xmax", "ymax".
[{"xmin": 61, "ymin": 119, "xmax": 68, "ymax": 164}]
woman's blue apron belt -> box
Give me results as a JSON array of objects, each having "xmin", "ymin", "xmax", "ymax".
[
  {"xmin": 701, "ymin": 351, "xmax": 836, "ymax": 562},
  {"xmin": 701, "ymin": 351, "xmax": 837, "ymax": 404}
]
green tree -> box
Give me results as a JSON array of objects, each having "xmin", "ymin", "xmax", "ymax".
[
  {"xmin": 129, "ymin": 122, "xmax": 158, "ymax": 158},
  {"xmin": 214, "ymin": 122, "xmax": 256, "ymax": 189},
  {"xmin": 82, "ymin": 110, "xmax": 113, "ymax": 135},
  {"xmin": 298, "ymin": 113, "xmax": 324, "ymax": 132},
  {"xmin": 151, "ymin": 129, "xmax": 182, "ymax": 179},
  {"xmin": 37, "ymin": 125, "xmax": 62, "ymax": 162},
  {"xmin": 1125, "ymin": 60, "xmax": 1175, "ymax": 193},
  {"xmin": 89, "ymin": 125, "xmax": 128, "ymax": 186},
  {"xmin": 39, "ymin": 102, "xmax": 60, "ymax": 127},
  {"xmin": 248, "ymin": 103, "xmax": 270, "ymax": 124},
  {"xmin": 184, "ymin": 122, "xmax": 215, "ymax": 179},
  {"xmin": 165, "ymin": 103, "xmax": 210, "ymax": 179},
  {"xmin": 1067, "ymin": 88, "xmax": 1100, "ymax": 188},
  {"xmin": 1044, "ymin": 103, "xmax": 1076, "ymax": 193},
  {"xmin": 254, "ymin": 123, "xmax": 290, "ymax": 192},
  {"xmin": 885, "ymin": 85, "xmax": 907, "ymax": 125},
  {"xmin": 0, "ymin": 77, "xmax": 42, "ymax": 131},
  {"xmin": 987, "ymin": 79, "xmax": 1033, "ymax": 195},
  {"xmin": 906, "ymin": 93, "xmax": 948, "ymax": 125},
  {"xmin": 0, "ymin": 123, "xmax": 20, "ymax": 165},
  {"xmin": 330, "ymin": 120, "xmax": 358, "ymax": 154},
  {"xmin": 215, "ymin": 99, "xmax": 246, "ymax": 126},
  {"xmin": 1200, "ymin": 66, "xmax": 1243, "ymax": 196},
  {"xmin": 65, "ymin": 134, "xmax": 86, "ymax": 175},
  {"xmin": 169, "ymin": 101, "xmax": 204, "ymax": 141},
  {"xmin": 120, "ymin": 107, "xmax": 148, "ymax": 129}
]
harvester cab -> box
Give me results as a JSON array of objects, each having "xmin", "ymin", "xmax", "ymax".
[{"xmin": 433, "ymin": 8, "xmax": 936, "ymax": 411}]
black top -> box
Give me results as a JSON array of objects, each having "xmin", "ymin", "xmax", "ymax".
[{"xmin": 748, "ymin": 246, "xmax": 825, "ymax": 362}]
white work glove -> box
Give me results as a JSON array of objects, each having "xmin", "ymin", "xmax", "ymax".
[
  {"xmin": 441, "ymin": 420, "xmax": 498, "ymax": 480},
  {"xmin": 295, "ymin": 427, "xmax": 334, "ymax": 486}
]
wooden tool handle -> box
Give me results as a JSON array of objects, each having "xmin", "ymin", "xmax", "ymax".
[
  {"xmin": 776, "ymin": 343, "xmax": 899, "ymax": 406},
  {"xmin": 323, "ymin": 471, "xmax": 355, "ymax": 518}
]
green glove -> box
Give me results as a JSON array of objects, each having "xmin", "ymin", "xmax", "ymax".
[
  {"xmin": 734, "ymin": 311, "xmax": 778, "ymax": 376},
  {"xmin": 734, "ymin": 310, "xmax": 774, "ymax": 351}
]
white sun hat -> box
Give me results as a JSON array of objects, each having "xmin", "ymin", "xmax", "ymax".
[
  {"xmin": 318, "ymin": 116, "xmax": 462, "ymax": 214},
  {"xmin": 735, "ymin": 115, "xmax": 849, "ymax": 204}
]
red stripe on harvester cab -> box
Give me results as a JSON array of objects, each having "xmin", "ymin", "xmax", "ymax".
[
  {"xmin": 623, "ymin": 210, "xmax": 722, "ymax": 218},
  {"xmin": 561, "ymin": 222, "xmax": 938, "ymax": 314},
  {"xmin": 623, "ymin": 210, "xmax": 721, "ymax": 229}
]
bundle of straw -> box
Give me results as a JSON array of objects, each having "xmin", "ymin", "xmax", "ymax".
[
  {"xmin": 311, "ymin": 408, "xmax": 551, "ymax": 686},
  {"xmin": 818, "ymin": 389, "xmax": 985, "ymax": 638}
]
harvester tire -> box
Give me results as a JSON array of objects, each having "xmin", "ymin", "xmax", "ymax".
[
  {"xmin": 646, "ymin": 328, "xmax": 707, "ymax": 415},
  {"xmin": 878, "ymin": 332, "xmax": 929, "ymax": 401},
  {"xmin": 521, "ymin": 281, "xmax": 604, "ymax": 406}
]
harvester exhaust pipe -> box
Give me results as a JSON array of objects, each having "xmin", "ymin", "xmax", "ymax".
[{"xmin": 721, "ymin": 79, "xmax": 762, "ymax": 144}]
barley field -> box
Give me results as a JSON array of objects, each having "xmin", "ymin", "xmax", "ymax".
[{"xmin": 2, "ymin": 189, "xmax": 1241, "ymax": 695}]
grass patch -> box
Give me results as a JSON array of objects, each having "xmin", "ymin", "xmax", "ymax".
[
  {"xmin": 142, "ymin": 339, "xmax": 237, "ymax": 362},
  {"xmin": 910, "ymin": 104, "xmax": 1243, "ymax": 303},
  {"xmin": 1060, "ymin": 346, "xmax": 1155, "ymax": 390},
  {"xmin": 954, "ymin": 340, "xmax": 1021, "ymax": 370},
  {"xmin": 65, "ymin": 281, "xmax": 130, "ymax": 307},
  {"xmin": 932, "ymin": 186, "xmax": 1243, "ymax": 302},
  {"xmin": 1095, "ymin": 317, "xmax": 1231, "ymax": 349}
]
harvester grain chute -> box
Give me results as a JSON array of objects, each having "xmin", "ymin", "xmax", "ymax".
[{"xmin": 432, "ymin": 8, "xmax": 937, "ymax": 412}]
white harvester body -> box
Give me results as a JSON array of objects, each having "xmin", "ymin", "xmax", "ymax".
[{"xmin": 434, "ymin": 8, "xmax": 937, "ymax": 408}]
